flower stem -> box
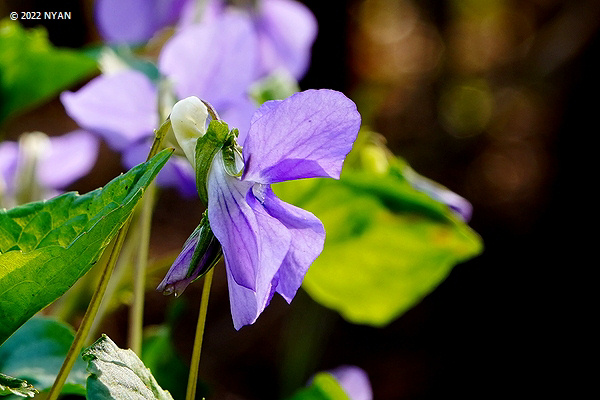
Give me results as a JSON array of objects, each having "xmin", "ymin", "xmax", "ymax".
[
  {"xmin": 185, "ymin": 267, "xmax": 215, "ymax": 400},
  {"xmin": 47, "ymin": 216, "xmax": 133, "ymax": 400},
  {"xmin": 128, "ymin": 182, "xmax": 156, "ymax": 355}
]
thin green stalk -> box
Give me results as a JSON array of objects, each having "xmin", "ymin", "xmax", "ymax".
[
  {"xmin": 47, "ymin": 120, "xmax": 171, "ymax": 399},
  {"xmin": 88, "ymin": 223, "xmax": 140, "ymax": 341},
  {"xmin": 47, "ymin": 216, "xmax": 133, "ymax": 400},
  {"xmin": 128, "ymin": 182, "xmax": 156, "ymax": 354},
  {"xmin": 185, "ymin": 267, "xmax": 215, "ymax": 400}
]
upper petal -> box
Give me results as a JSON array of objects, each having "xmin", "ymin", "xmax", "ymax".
[
  {"xmin": 242, "ymin": 89, "xmax": 361, "ymax": 184},
  {"xmin": 261, "ymin": 186, "xmax": 325, "ymax": 302},
  {"xmin": 60, "ymin": 70, "xmax": 158, "ymax": 151},
  {"xmin": 207, "ymin": 154, "xmax": 291, "ymax": 328},
  {"xmin": 256, "ymin": 0, "xmax": 318, "ymax": 79},
  {"xmin": 158, "ymin": 11, "xmax": 258, "ymax": 110}
]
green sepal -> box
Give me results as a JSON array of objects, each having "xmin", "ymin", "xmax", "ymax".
[
  {"xmin": 221, "ymin": 132, "xmax": 243, "ymax": 178},
  {"xmin": 194, "ymin": 120, "xmax": 230, "ymax": 204}
]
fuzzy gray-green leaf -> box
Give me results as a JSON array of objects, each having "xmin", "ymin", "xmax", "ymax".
[{"xmin": 83, "ymin": 335, "xmax": 174, "ymax": 400}]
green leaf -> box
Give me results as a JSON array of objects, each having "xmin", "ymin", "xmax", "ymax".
[
  {"xmin": 286, "ymin": 372, "xmax": 349, "ymax": 400},
  {"xmin": 0, "ymin": 149, "xmax": 173, "ymax": 344},
  {"xmin": 0, "ymin": 373, "xmax": 37, "ymax": 398},
  {"xmin": 0, "ymin": 19, "xmax": 97, "ymax": 125},
  {"xmin": 0, "ymin": 317, "xmax": 87, "ymax": 395},
  {"xmin": 273, "ymin": 154, "xmax": 482, "ymax": 326},
  {"xmin": 83, "ymin": 334, "xmax": 174, "ymax": 400}
]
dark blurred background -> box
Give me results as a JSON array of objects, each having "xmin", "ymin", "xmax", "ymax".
[{"xmin": 1, "ymin": 0, "xmax": 596, "ymax": 398}]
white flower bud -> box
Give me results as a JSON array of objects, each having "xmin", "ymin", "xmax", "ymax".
[{"xmin": 170, "ymin": 96, "xmax": 209, "ymax": 168}]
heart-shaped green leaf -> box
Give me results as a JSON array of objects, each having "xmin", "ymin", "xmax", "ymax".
[
  {"xmin": 273, "ymin": 152, "xmax": 482, "ymax": 326},
  {"xmin": 0, "ymin": 149, "xmax": 172, "ymax": 344}
]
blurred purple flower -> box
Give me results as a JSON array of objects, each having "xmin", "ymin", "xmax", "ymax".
[
  {"xmin": 202, "ymin": 89, "xmax": 361, "ymax": 329},
  {"xmin": 204, "ymin": 0, "xmax": 318, "ymax": 79},
  {"xmin": 0, "ymin": 130, "xmax": 98, "ymax": 206},
  {"xmin": 60, "ymin": 66, "xmax": 255, "ymax": 197},
  {"xmin": 95, "ymin": 0, "xmax": 317, "ymax": 80},
  {"xmin": 328, "ymin": 365, "xmax": 373, "ymax": 400},
  {"xmin": 95, "ymin": 0, "xmax": 189, "ymax": 44}
]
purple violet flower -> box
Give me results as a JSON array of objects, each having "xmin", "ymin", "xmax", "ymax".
[
  {"xmin": 204, "ymin": 0, "xmax": 318, "ymax": 79},
  {"xmin": 0, "ymin": 130, "xmax": 98, "ymax": 207},
  {"xmin": 161, "ymin": 90, "xmax": 361, "ymax": 329},
  {"xmin": 95, "ymin": 0, "xmax": 317, "ymax": 80}
]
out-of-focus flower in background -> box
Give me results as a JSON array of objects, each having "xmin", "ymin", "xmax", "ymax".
[
  {"xmin": 95, "ymin": 0, "xmax": 317, "ymax": 81},
  {"xmin": 0, "ymin": 130, "xmax": 98, "ymax": 208}
]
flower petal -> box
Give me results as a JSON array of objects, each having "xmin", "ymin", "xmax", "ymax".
[
  {"xmin": 158, "ymin": 11, "xmax": 258, "ymax": 110},
  {"xmin": 207, "ymin": 154, "xmax": 291, "ymax": 328},
  {"xmin": 242, "ymin": 89, "xmax": 361, "ymax": 183},
  {"xmin": 256, "ymin": 0, "xmax": 318, "ymax": 79},
  {"xmin": 37, "ymin": 130, "xmax": 99, "ymax": 189},
  {"xmin": 260, "ymin": 186, "xmax": 324, "ymax": 302},
  {"xmin": 95, "ymin": 0, "xmax": 187, "ymax": 43},
  {"xmin": 60, "ymin": 70, "xmax": 158, "ymax": 150}
]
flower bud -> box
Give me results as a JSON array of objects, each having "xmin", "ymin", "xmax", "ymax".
[
  {"xmin": 157, "ymin": 214, "xmax": 222, "ymax": 296},
  {"xmin": 170, "ymin": 96, "xmax": 209, "ymax": 168}
]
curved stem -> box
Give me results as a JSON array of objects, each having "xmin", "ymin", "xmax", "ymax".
[
  {"xmin": 185, "ymin": 267, "xmax": 215, "ymax": 400},
  {"xmin": 47, "ymin": 216, "xmax": 133, "ymax": 400},
  {"xmin": 128, "ymin": 182, "xmax": 156, "ymax": 354}
]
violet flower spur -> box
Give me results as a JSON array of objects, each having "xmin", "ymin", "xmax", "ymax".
[{"xmin": 160, "ymin": 89, "xmax": 361, "ymax": 329}]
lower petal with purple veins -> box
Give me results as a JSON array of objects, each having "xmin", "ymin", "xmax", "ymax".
[
  {"xmin": 262, "ymin": 186, "xmax": 325, "ymax": 302},
  {"xmin": 207, "ymin": 155, "xmax": 292, "ymax": 328}
]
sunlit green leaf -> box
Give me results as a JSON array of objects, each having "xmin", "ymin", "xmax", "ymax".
[
  {"xmin": 84, "ymin": 334, "xmax": 174, "ymax": 400},
  {"xmin": 273, "ymin": 145, "xmax": 482, "ymax": 326},
  {"xmin": 0, "ymin": 317, "xmax": 87, "ymax": 396},
  {"xmin": 0, "ymin": 149, "xmax": 173, "ymax": 344},
  {"xmin": 0, "ymin": 19, "xmax": 97, "ymax": 125},
  {"xmin": 286, "ymin": 372, "xmax": 349, "ymax": 400}
]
